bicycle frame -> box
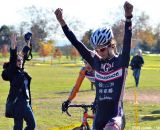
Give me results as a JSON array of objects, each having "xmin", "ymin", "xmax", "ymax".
[{"xmin": 66, "ymin": 104, "xmax": 94, "ymax": 130}]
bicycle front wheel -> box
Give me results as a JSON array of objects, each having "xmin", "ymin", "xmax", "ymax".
[
  {"xmin": 72, "ymin": 126, "xmax": 82, "ymax": 130},
  {"xmin": 72, "ymin": 126, "xmax": 90, "ymax": 130}
]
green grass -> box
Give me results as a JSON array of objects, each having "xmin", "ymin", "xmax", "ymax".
[{"xmin": 0, "ymin": 55, "xmax": 160, "ymax": 130}]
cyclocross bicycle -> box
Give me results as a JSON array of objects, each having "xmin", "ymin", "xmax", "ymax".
[{"xmin": 66, "ymin": 104, "xmax": 94, "ymax": 130}]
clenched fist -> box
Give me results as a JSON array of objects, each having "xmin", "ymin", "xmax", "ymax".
[{"xmin": 124, "ymin": 1, "xmax": 133, "ymax": 18}]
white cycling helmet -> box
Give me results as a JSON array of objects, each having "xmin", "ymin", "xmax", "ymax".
[{"xmin": 90, "ymin": 27, "xmax": 114, "ymax": 49}]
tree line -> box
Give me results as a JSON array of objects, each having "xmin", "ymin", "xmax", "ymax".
[
  {"xmin": 81, "ymin": 12, "xmax": 160, "ymax": 53},
  {"xmin": 0, "ymin": 6, "xmax": 160, "ymax": 61}
]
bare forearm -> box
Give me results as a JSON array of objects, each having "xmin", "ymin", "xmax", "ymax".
[
  {"xmin": 10, "ymin": 34, "xmax": 17, "ymax": 50},
  {"xmin": 58, "ymin": 19, "xmax": 66, "ymax": 27}
]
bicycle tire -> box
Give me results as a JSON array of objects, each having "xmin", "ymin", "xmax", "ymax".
[
  {"xmin": 82, "ymin": 126, "xmax": 90, "ymax": 130},
  {"xmin": 72, "ymin": 126, "xmax": 82, "ymax": 130},
  {"xmin": 72, "ymin": 125, "xmax": 90, "ymax": 130}
]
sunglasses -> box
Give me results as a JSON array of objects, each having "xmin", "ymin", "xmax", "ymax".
[
  {"xmin": 96, "ymin": 45, "xmax": 111, "ymax": 53},
  {"xmin": 95, "ymin": 47, "xmax": 106, "ymax": 53},
  {"xmin": 95, "ymin": 43, "xmax": 113, "ymax": 53}
]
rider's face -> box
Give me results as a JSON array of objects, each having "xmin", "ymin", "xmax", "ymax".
[
  {"xmin": 95, "ymin": 43, "xmax": 116, "ymax": 59},
  {"xmin": 95, "ymin": 45, "xmax": 110, "ymax": 59}
]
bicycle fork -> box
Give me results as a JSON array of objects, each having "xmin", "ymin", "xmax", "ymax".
[{"xmin": 81, "ymin": 112, "xmax": 91, "ymax": 130}]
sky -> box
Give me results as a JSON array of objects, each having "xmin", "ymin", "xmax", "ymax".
[{"xmin": 0, "ymin": 0, "xmax": 160, "ymax": 45}]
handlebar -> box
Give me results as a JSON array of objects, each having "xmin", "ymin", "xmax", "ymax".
[{"xmin": 66, "ymin": 104, "xmax": 93, "ymax": 117}]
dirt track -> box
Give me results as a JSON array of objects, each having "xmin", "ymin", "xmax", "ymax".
[
  {"xmin": 124, "ymin": 89, "xmax": 160, "ymax": 103},
  {"xmin": 71, "ymin": 89, "xmax": 160, "ymax": 104}
]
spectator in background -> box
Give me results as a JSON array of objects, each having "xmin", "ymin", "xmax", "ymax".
[{"xmin": 130, "ymin": 49, "xmax": 144, "ymax": 87}]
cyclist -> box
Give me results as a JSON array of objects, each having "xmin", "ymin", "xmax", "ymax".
[
  {"xmin": 62, "ymin": 60, "xmax": 95, "ymax": 110},
  {"xmin": 62, "ymin": 60, "xmax": 98, "ymax": 130},
  {"xmin": 55, "ymin": 1, "xmax": 133, "ymax": 130}
]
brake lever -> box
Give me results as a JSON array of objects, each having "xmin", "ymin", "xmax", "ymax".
[{"xmin": 66, "ymin": 109, "xmax": 71, "ymax": 117}]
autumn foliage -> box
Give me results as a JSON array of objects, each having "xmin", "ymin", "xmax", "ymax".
[
  {"xmin": 53, "ymin": 48, "xmax": 63, "ymax": 59},
  {"xmin": 70, "ymin": 47, "xmax": 79, "ymax": 60},
  {"xmin": 1, "ymin": 44, "xmax": 8, "ymax": 58},
  {"xmin": 137, "ymin": 30, "xmax": 155, "ymax": 46},
  {"xmin": 39, "ymin": 42, "xmax": 53, "ymax": 57}
]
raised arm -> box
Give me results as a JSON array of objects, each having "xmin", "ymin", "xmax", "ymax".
[
  {"xmin": 8, "ymin": 34, "xmax": 18, "ymax": 80},
  {"xmin": 54, "ymin": 8, "xmax": 94, "ymax": 67},
  {"xmin": 62, "ymin": 68, "xmax": 86, "ymax": 112},
  {"xmin": 122, "ymin": 1, "xmax": 133, "ymax": 67},
  {"xmin": 10, "ymin": 34, "xmax": 17, "ymax": 50},
  {"xmin": 68, "ymin": 68, "xmax": 86, "ymax": 101},
  {"xmin": 10, "ymin": 34, "xmax": 17, "ymax": 69}
]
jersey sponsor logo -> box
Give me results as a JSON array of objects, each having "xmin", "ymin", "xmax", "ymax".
[
  {"xmin": 99, "ymin": 88, "xmax": 113, "ymax": 94},
  {"xmin": 99, "ymin": 95, "xmax": 113, "ymax": 101},
  {"xmin": 101, "ymin": 62, "xmax": 114, "ymax": 73},
  {"xmin": 98, "ymin": 82, "xmax": 114, "ymax": 88},
  {"xmin": 95, "ymin": 68, "xmax": 122, "ymax": 82}
]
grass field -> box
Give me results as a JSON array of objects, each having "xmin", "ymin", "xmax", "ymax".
[{"xmin": 0, "ymin": 54, "xmax": 160, "ymax": 130}]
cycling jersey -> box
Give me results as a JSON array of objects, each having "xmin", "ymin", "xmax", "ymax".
[
  {"xmin": 68, "ymin": 67, "xmax": 95, "ymax": 101},
  {"xmin": 84, "ymin": 67, "xmax": 95, "ymax": 83},
  {"xmin": 62, "ymin": 21, "xmax": 132, "ymax": 129}
]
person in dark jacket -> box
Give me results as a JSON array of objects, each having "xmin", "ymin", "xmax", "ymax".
[
  {"xmin": 130, "ymin": 49, "xmax": 144, "ymax": 87},
  {"xmin": 1, "ymin": 34, "xmax": 36, "ymax": 130}
]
